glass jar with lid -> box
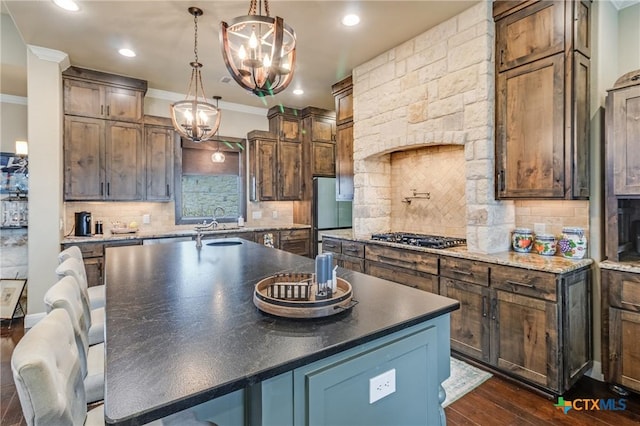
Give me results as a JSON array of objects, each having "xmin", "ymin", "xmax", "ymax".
[
  {"xmin": 558, "ymin": 227, "xmax": 587, "ymax": 259},
  {"xmin": 512, "ymin": 228, "xmax": 534, "ymax": 253},
  {"xmin": 534, "ymin": 234, "xmax": 556, "ymax": 256}
]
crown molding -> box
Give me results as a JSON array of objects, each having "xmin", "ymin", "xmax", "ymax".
[
  {"xmin": 146, "ymin": 88, "xmax": 268, "ymax": 116},
  {"xmin": 610, "ymin": 0, "xmax": 640, "ymax": 10},
  {"xmin": 27, "ymin": 45, "xmax": 70, "ymax": 70},
  {"xmin": 0, "ymin": 94, "xmax": 28, "ymax": 105}
]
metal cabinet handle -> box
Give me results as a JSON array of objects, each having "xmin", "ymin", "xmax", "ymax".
[
  {"xmin": 101, "ymin": 105, "xmax": 104, "ymax": 115},
  {"xmin": 166, "ymin": 184, "xmax": 170, "ymax": 197},
  {"xmin": 506, "ymin": 280, "xmax": 534, "ymax": 289},
  {"xmin": 324, "ymin": 243, "xmax": 337, "ymax": 249},
  {"xmin": 499, "ymin": 170, "xmax": 506, "ymax": 192},
  {"xmin": 107, "ymin": 182, "xmax": 110, "ymax": 196},
  {"xmin": 482, "ymin": 296, "xmax": 488, "ymax": 317},
  {"xmin": 491, "ymin": 298, "xmax": 497, "ymax": 320},
  {"xmin": 100, "ymin": 182, "xmax": 104, "ymax": 196},
  {"xmin": 454, "ymin": 270, "xmax": 472, "ymax": 276},
  {"xmin": 500, "ymin": 50, "xmax": 504, "ymax": 66},
  {"xmin": 106, "ymin": 105, "xmax": 110, "ymax": 116},
  {"xmin": 344, "ymin": 247, "xmax": 359, "ymax": 253}
]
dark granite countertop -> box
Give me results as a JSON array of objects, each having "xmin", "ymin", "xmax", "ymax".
[
  {"xmin": 103, "ymin": 239, "xmax": 459, "ymax": 425},
  {"xmin": 61, "ymin": 223, "xmax": 311, "ymax": 244}
]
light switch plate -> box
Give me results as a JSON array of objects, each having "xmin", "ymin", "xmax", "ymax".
[
  {"xmin": 369, "ymin": 368, "xmax": 396, "ymax": 404},
  {"xmin": 142, "ymin": 214, "xmax": 150, "ymax": 224},
  {"xmin": 252, "ymin": 211, "xmax": 262, "ymax": 220}
]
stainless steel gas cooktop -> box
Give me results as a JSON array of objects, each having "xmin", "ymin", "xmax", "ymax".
[{"xmin": 370, "ymin": 232, "xmax": 466, "ymax": 249}]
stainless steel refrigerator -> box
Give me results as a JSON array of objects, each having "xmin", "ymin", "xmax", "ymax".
[{"xmin": 313, "ymin": 177, "xmax": 352, "ymax": 255}]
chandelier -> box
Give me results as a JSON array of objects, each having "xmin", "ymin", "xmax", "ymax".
[
  {"xmin": 170, "ymin": 7, "xmax": 221, "ymax": 143},
  {"xmin": 220, "ymin": 0, "xmax": 296, "ymax": 97}
]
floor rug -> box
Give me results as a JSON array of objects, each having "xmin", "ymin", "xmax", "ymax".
[{"xmin": 442, "ymin": 357, "xmax": 492, "ymax": 407}]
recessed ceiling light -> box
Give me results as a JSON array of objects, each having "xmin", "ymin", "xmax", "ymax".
[
  {"xmin": 53, "ymin": 0, "xmax": 79, "ymax": 12},
  {"xmin": 342, "ymin": 14, "xmax": 360, "ymax": 27},
  {"xmin": 119, "ymin": 48, "xmax": 136, "ymax": 58},
  {"xmin": 293, "ymin": 89, "xmax": 304, "ymax": 95}
]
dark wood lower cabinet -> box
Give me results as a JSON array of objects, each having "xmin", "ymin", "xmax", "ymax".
[
  {"xmin": 602, "ymin": 268, "xmax": 640, "ymax": 394},
  {"xmin": 366, "ymin": 260, "xmax": 438, "ymax": 294}
]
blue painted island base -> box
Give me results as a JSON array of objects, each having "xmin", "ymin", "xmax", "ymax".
[{"xmin": 189, "ymin": 316, "xmax": 451, "ymax": 426}]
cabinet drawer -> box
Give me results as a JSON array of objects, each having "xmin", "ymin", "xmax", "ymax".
[
  {"xmin": 66, "ymin": 242, "xmax": 104, "ymax": 258},
  {"xmin": 492, "ymin": 265, "xmax": 557, "ymax": 302},
  {"xmin": 281, "ymin": 239, "xmax": 310, "ymax": 257},
  {"xmin": 365, "ymin": 245, "xmax": 438, "ymax": 275},
  {"xmin": 341, "ymin": 241, "xmax": 364, "ymax": 258},
  {"xmin": 322, "ymin": 238, "xmax": 342, "ymax": 253},
  {"xmin": 338, "ymin": 254, "xmax": 365, "ymax": 273},
  {"xmin": 280, "ymin": 229, "xmax": 310, "ymax": 241},
  {"xmin": 104, "ymin": 240, "xmax": 142, "ymax": 249},
  {"xmin": 608, "ymin": 271, "xmax": 640, "ymax": 312},
  {"xmin": 365, "ymin": 260, "xmax": 438, "ymax": 294},
  {"xmin": 440, "ymin": 257, "xmax": 489, "ymax": 286}
]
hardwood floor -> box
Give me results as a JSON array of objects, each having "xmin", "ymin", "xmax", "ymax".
[{"xmin": 2, "ymin": 317, "xmax": 639, "ymax": 426}]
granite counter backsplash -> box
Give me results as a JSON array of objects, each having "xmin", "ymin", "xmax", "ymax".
[{"xmin": 322, "ymin": 231, "xmax": 593, "ymax": 274}]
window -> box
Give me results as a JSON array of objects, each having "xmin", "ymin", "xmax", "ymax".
[{"xmin": 174, "ymin": 137, "xmax": 246, "ymax": 225}]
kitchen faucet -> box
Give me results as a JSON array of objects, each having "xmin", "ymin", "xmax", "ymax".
[{"xmin": 194, "ymin": 206, "xmax": 226, "ymax": 248}]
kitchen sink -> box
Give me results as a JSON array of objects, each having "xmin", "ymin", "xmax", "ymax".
[{"xmin": 206, "ymin": 240, "xmax": 243, "ymax": 246}]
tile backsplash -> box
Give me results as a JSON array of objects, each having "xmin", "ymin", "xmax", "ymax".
[{"xmin": 64, "ymin": 200, "xmax": 295, "ymax": 235}]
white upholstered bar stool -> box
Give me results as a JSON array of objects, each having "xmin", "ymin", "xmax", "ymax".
[
  {"xmin": 44, "ymin": 275, "xmax": 104, "ymax": 404},
  {"xmin": 11, "ymin": 308, "xmax": 105, "ymax": 426},
  {"xmin": 11, "ymin": 308, "xmax": 210, "ymax": 426},
  {"xmin": 59, "ymin": 246, "xmax": 105, "ymax": 309},
  {"xmin": 55, "ymin": 257, "xmax": 105, "ymax": 345}
]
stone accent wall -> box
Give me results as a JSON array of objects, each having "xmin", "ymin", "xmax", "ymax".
[{"xmin": 352, "ymin": 1, "xmax": 514, "ymax": 253}]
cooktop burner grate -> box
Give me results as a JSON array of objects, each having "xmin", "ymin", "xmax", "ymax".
[{"xmin": 370, "ymin": 232, "xmax": 466, "ymax": 249}]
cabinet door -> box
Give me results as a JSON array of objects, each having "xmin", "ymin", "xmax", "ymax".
[
  {"xmin": 312, "ymin": 142, "xmax": 335, "ymax": 177},
  {"xmin": 310, "ymin": 117, "xmax": 335, "ymax": 143},
  {"xmin": 571, "ymin": 52, "xmax": 590, "ymax": 198},
  {"xmin": 496, "ymin": 1, "xmax": 564, "ymax": 72},
  {"xmin": 104, "ymin": 86, "xmax": 143, "ymax": 122},
  {"xmin": 496, "ymin": 53, "xmax": 565, "ymax": 198},
  {"xmin": 64, "ymin": 79, "xmax": 104, "ymax": 118},
  {"xmin": 612, "ymin": 85, "xmax": 640, "ymax": 195},
  {"xmin": 492, "ymin": 290, "xmax": 559, "ymax": 391},
  {"xmin": 105, "ymin": 121, "xmax": 143, "ymax": 200},
  {"xmin": 335, "ymin": 124, "xmax": 354, "ymax": 201},
  {"xmin": 278, "ymin": 141, "xmax": 302, "ymax": 200},
  {"xmin": 335, "ymin": 86, "xmax": 353, "ymax": 126},
  {"xmin": 84, "ymin": 257, "xmax": 103, "ymax": 288},
  {"xmin": 338, "ymin": 254, "xmax": 364, "ymax": 273},
  {"xmin": 278, "ymin": 116, "xmax": 300, "ymax": 142},
  {"xmin": 145, "ymin": 126, "xmax": 174, "ymax": 201},
  {"xmin": 609, "ymin": 308, "xmax": 640, "ymax": 393},
  {"xmin": 64, "ymin": 116, "xmax": 105, "ymax": 200},
  {"xmin": 440, "ymin": 277, "xmax": 490, "ymax": 362},
  {"xmin": 256, "ymin": 140, "xmax": 278, "ymax": 201}
]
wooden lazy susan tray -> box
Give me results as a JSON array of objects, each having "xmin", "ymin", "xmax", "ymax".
[{"xmin": 253, "ymin": 273, "xmax": 355, "ymax": 319}]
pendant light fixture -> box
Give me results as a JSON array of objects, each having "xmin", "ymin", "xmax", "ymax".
[
  {"xmin": 170, "ymin": 7, "xmax": 221, "ymax": 143},
  {"xmin": 220, "ymin": 0, "xmax": 296, "ymax": 97},
  {"xmin": 210, "ymin": 96, "xmax": 225, "ymax": 163}
]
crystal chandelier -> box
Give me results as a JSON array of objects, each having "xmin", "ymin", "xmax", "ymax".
[
  {"xmin": 220, "ymin": 0, "xmax": 296, "ymax": 97},
  {"xmin": 170, "ymin": 7, "xmax": 221, "ymax": 143}
]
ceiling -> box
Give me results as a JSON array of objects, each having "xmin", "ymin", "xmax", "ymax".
[{"xmin": 2, "ymin": 0, "xmax": 478, "ymax": 111}]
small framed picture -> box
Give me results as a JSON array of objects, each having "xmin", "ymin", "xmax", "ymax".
[{"xmin": 0, "ymin": 279, "xmax": 26, "ymax": 319}]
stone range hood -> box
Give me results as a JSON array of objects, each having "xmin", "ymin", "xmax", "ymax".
[{"xmin": 351, "ymin": 1, "xmax": 514, "ymax": 254}]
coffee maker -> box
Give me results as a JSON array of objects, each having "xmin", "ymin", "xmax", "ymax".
[{"xmin": 74, "ymin": 211, "xmax": 92, "ymax": 236}]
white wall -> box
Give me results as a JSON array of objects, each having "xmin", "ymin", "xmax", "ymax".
[{"xmin": 618, "ymin": 3, "xmax": 640, "ymax": 75}]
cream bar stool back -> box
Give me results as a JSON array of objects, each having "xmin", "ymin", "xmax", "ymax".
[
  {"xmin": 44, "ymin": 275, "xmax": 104, "ymax": 404},
  {"xmin": 55, "ymin": 258, "xmax": 105, "ymax": 345},
  {"xmin": 58, "ymin": 246, "xmax": 105, "ymax": 309},
  {"xmin": 10, "ymin": 308, "xmax": 105, "ymax": 426}
]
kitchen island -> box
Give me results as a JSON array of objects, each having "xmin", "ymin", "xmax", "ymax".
[{"xmin": 103, "ymin": 238, "xmax": 459, "ymax": 425}]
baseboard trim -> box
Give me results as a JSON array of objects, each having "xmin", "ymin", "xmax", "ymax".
[
  {"xmin": 24, "ymin": 312, "xmax": 46, "ymax": 329},
  {"xmin": 585, "ymin": 361, "xmax": 604, "ymax": 382}
]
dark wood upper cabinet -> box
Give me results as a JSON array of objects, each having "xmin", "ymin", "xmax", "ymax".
[
  {"xmin": 332, "ymin": 76, "xmax": 355, "ymax": 201},
  {"xmin": 301, "ymin": 107, "xmax": 336, "ymax": 178},
  {"xmin": 494, "ymin": 0, "xmax": 590, "ymax": 200},
  {"xmin": 63, "ymin": 67, "xmax": 147, "ymax": 201},
  {"xmin": 608, "ymin": 80, "xmax": 640, "ymax": 196},
  {"xmin": 143, "ymin": 116, "xmax": 175, "ymax": 202}
]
